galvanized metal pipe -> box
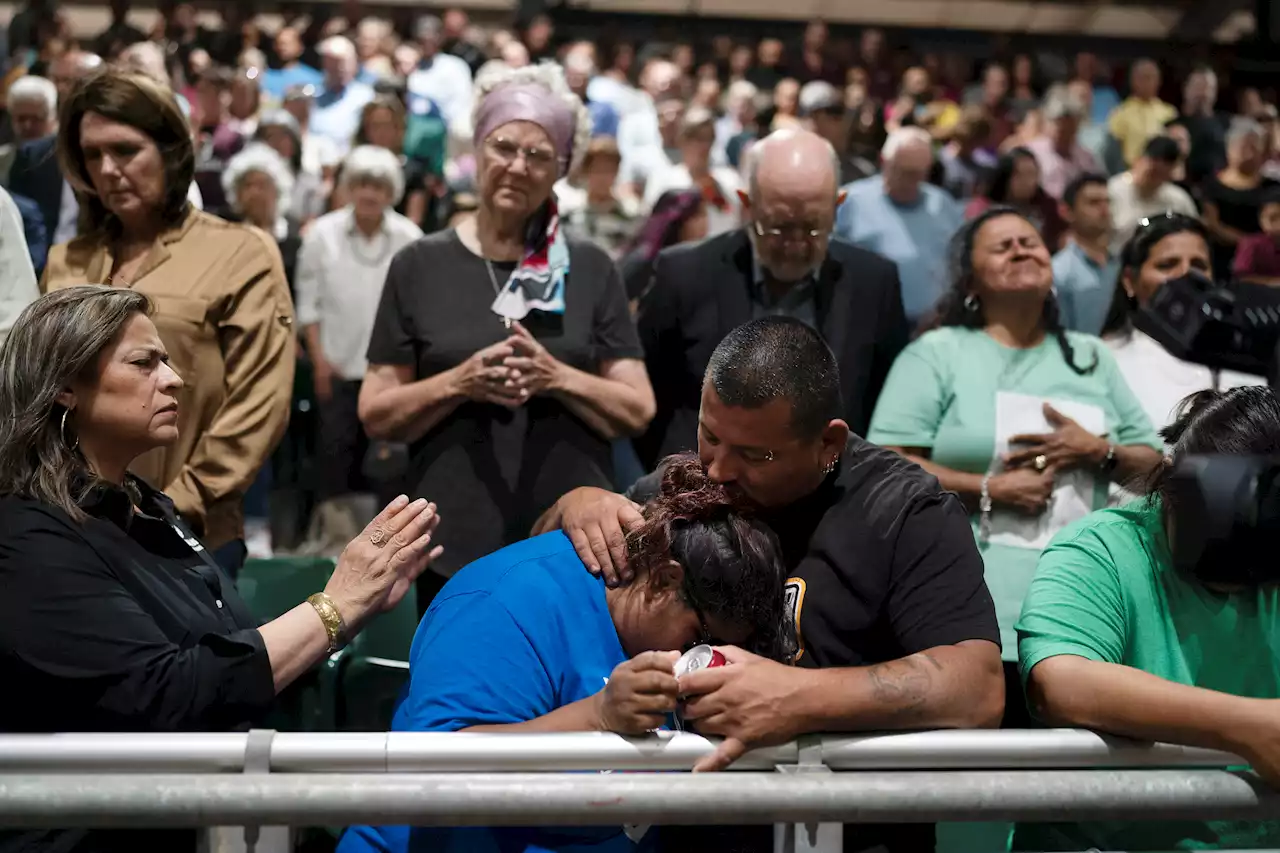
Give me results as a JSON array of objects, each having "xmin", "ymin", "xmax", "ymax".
[
  {"xmin": 381, "ymin": 731, "xmax": 795, "ymax": 772},
  {"xmin": 819, "ymin": 729, "xmax": 1242, "ymax": 770},
  {"xmin": 0, "ymin": 733, "xmax": 250, "ymax": 773},
  {"xmin": 0, "ymin": 771, "xmax": 1274, "ymax": 827},
  {"xmin": 0, "ymin": 730, "xmax": 1244, "ymax": 774}
]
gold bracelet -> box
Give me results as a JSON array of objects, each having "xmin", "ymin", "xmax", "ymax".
[{"xmin": 307, "ymin": 592, "xmax": 348, "ymax": 653}]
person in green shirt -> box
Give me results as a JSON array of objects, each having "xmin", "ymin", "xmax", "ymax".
[
  {"xmin": 867, "ymin": 206, "xmax": 1163, "ymax": 726},
  {"xmin": 1016, "ymin": 385, "xmax": 1280, "ymax": 851}
]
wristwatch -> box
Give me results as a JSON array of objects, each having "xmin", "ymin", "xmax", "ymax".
[{"xmin": 307, "ymin": 592, "xmax": 348, "ymax": 653}]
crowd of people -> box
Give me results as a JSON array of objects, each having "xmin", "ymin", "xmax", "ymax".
[{"xmin": 0, "ymin": 3, "xmax": 1278, "ymax": 853}]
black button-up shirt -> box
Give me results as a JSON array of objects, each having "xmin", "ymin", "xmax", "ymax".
[
  {"xmin": 0, "ymin": 478, "xmax": 276, "ymax": 852},
  {"xmin": 0, "ymin": 476, "xmax": 274, "ymax": 734}
]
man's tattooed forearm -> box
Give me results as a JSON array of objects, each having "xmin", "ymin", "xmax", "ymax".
[{"xmin": 866, "ymin": 654, "xmax": 939, "ymax": 718}]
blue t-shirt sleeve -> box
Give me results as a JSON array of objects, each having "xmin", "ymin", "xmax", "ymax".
[{"xmin": 393, "ymin": 590, "xmax": 558, "ymax": 732}]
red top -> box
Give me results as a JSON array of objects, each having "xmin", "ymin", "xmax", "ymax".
[{"xmin": 1233, "ymin": 233, "xmax": 1280, "ymax": 279}]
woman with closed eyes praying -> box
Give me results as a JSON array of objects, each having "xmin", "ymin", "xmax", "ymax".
[
  {"xmin": 42, "ymin": 70, "xmax": 294, "ymax": 576},
  {"xmin": 358, "ymin": 62, "xmax": 655, "ymax": 613}
]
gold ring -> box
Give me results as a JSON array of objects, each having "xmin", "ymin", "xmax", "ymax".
[
  {"xmin": 1034, "ymin": 454, "xmax": 1048, "ymax": 472},
  {"xmin": 369, "ymin": 529, "xmax": 387, "ymax": 547}
]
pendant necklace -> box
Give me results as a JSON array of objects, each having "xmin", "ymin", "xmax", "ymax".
[{"xmin": 484, "ymin": 257, "xmax": 513, "ymax": 330}]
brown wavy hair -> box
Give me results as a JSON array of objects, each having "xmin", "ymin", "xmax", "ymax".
[
  {"xmin": 626, "ymin": 454, "xmax": 795, "ymax": 661},
  {"xmin": 57, "ymin": 70, "xmax": 195, "ymax": 239}
]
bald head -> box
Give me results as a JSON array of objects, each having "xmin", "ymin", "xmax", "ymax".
[
  {"xmin": 741, "ymin": 129, "xmax": 843, "ymax": 285},
  {"xmin": 748, "ymin": 128, "xmax": 839, "ymax": 203},
  {"xmin": 50, "ymin": 51, "xmax": 103, "ymax": 103}
]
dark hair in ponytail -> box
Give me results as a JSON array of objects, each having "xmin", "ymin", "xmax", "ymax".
[
  {"xmin": 625, "ymin": 454, "xmax": 795, "ymax": 661},
  {"xmin": 933, "ymin": 205, "xmax": 1097, "ymax": 376}
]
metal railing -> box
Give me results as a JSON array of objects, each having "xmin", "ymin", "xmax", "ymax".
[
  {"xmin": 0, "ymin": 730, "xmax": 1274, "ymax": 853},
  {"xmin": 0, "ymin": 769, "xmax": 1276, "ymax": 827},
  {"xmin": 0, "ymin": 728, "xmax": 1246, "ymax": 774}
]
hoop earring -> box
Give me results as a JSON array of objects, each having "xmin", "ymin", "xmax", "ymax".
[
  {"xmin": 60, "ymin": 408, "xmax": 78, "ymax": 451},
  {"xmin": 964, "ymin": 293, "xmax": 980, "ymax": 313}
]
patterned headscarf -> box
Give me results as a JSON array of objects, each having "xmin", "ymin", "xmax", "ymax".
[{"xmin": 475, "ymin": 82, "xmax": 577, "ymax": 322}]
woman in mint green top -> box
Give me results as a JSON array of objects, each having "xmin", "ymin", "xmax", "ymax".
[
  {"xmin": 867, "ymin": 207, "xmax": 1163, "ymax": 720},
  {"xmin": 1015, "ymin": 385, "xmax": 1280, "ymax": 851}
]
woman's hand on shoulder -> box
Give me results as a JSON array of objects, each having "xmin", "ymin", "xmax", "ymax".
[{"xmin": 323, "ymin": 495, "xmax": 443, "ymax": 631}]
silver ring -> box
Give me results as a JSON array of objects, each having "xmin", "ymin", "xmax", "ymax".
[
  {"xmin": 369, "ymin": 529, "xmax": 388, "ymax": 547},
  {"xmin": 1034, "ymin": 454, "xmax": 1048, "ymax": 472}
]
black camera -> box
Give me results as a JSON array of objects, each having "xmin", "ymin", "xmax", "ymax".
[
  {"xmin": 1133, "ymin": 271, "xmax": 1280, "ymax": 379},
  {"xmin": 1136, "ymin": 273, "xmax": 1280, "ymax": 583},
  {"xmin": 1165, "ymin": 455, "xmax": 1280, "ymax": 584}
]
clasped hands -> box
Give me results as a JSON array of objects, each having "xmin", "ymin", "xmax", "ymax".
[
  {"xmin": 454, "ymin": 321, "xmax": 562, "ymax": 408},
  {"xmin": 989, "ymin": 402, "xmax": 1111, "ymax": 516}
]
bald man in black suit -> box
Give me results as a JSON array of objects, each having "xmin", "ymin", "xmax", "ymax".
[{"xmin": 633, "ymin": 128, "xmax": 909, "ymax": 470}]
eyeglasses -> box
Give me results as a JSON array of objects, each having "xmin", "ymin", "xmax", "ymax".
[
  {"xmin": 486, "ymin": 136, "xmax": 560, "ymax": 172},
  {"xmin": 753, "ymin": 220, "xmax": 825, "ymax": 243}
]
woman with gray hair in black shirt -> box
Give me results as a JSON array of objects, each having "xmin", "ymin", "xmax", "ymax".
[{"xmin": 359, "ymin": 62, "xmax": 655, "ymax": 612}]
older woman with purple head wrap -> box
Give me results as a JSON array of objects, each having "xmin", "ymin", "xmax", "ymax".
[{"xmin": 359, "ymin": 63, "xmax": 656, "ymax": 612}]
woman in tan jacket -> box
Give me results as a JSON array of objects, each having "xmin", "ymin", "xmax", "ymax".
[{"xmin": 43, "ymin": 69, "xmax": 295, "ymax": 574}]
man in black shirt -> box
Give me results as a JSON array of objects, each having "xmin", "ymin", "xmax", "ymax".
[
  {"xmin": 535, "ymin": 317, "xmax": 1002, "ymax": 852},
  {"xmin": 1178, "ymin": 66, "xmax": 1227, "ymax": 188}
]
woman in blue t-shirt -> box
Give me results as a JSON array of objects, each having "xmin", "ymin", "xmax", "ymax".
[{"xmin": 339, "ymin": 455, "xmax": 793, "ymax": 853}]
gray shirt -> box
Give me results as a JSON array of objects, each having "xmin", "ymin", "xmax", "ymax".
[{"xmin": 751, "ymin": 255, "xmax": 818, "ymax": 328}]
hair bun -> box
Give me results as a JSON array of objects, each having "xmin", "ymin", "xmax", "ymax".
[{"xmin": 655, "ymin": 453, "xmax": 746, "ymax": 524}]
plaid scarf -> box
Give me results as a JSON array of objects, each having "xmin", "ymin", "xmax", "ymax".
[{"xmin": 490, "ymin": 199, "xmax": 569, "ymax": 322}]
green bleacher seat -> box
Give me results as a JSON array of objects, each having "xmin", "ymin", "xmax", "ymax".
[
  {"xmin": 351, "ymin": 594, "xmax": 419, "ymax": 660},
  {"xmin": 337, "ymin": 655, "xmax": 411, "ymax": 731},
  {"xmin": 237, "ymin": 556, "xmax": 339, "ymax": 732},
  {"xmin": 235, "ymin": 556, "xmax": 420, "ymax": 732},
  {"xmin": 236, "ymin": 556, "xmax": 336, "ymax": 622}
]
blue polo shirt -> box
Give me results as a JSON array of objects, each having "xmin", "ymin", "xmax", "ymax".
[
  {"xmin": 1052, "ymin": 241, "xmax": 1121, "ymax": 337},
  {"xmin": 337, "ymin": 532, "xmax": 653, "ymax": 853},
  {"xmin": 310, "ymin": 81, "xmax": 376, "ymax": 154},
  {"xmin": 835, "ymin": 177, "xmax": 964, "ymax": 324}
]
